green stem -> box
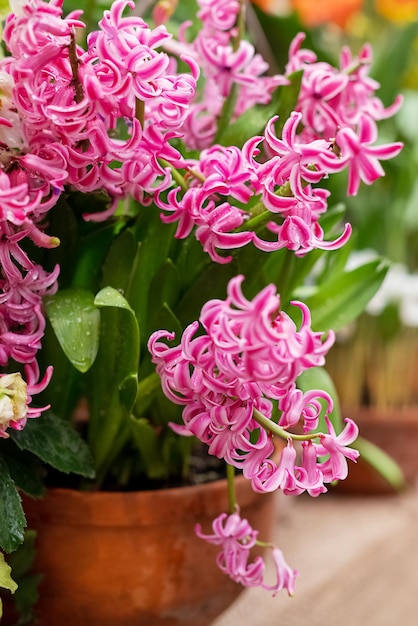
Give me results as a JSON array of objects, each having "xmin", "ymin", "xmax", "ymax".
[
  {"xmin": 233, "ymin": 0, "xmax": 247, "ymax": 52},
  {"xmin": 235, "ymin": 205, "xmax": 278, "ymax": 234},
  {"xmin": 235, "ymin": 180, "xmax": 295, "ymax": 234},
  {"xmin": 134, "ymin": 372, "xmax": 161, "ymax": 416},
  {"xmin": 213, "ymin": 0, "xmax": 246, "ymax": 143},
  {"xmin": 226, "ymin": 463, "xmax": 237, "ymax": 514},
  {"xmin": 135, "ymin": 99, "xmax": 145, "ymax": 128},
  {"xmin": 69, "ymin": 33, "xmax": 84, "ymax": 104},
  {"xmin": 214, "ymin": 83, "xmax": 238, "ymax": 144},
  {"xmin": 81, "ymin": 0, "xmax": 97, "ymax": 43},
  {"xmin": 252, "ymin": 408, "xmax": 321, "ymax": 441},
  {"xmin": 158, "ymin": 159, "xmax": 188, "ymax": 192}
]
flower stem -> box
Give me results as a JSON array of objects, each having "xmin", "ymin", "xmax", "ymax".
[
  {"xmin": 158, "ymin": 159, "xmax": 188, "ymax": 192},
  {"xmin": 252, "ymin": 408, "xmax": 320, "ymax": 441},
  {"xmin": 69, "ymin": 32, "xmax": 84, "ymax": 104},
  {"xmin": 213, "ymin": 0, "xmax": 246, "ymax": 143},
  {"xmin": 135, "ymin": 99, "xmax": 145, "ymax": 127},
  {"xmin": 226, "ymin": 463, "xmax": 236, "ymax": 514}
]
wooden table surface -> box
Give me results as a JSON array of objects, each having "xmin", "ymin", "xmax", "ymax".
[{"xmin": 212, "ymin": 481, "xmax": 418, "ymax": 626}]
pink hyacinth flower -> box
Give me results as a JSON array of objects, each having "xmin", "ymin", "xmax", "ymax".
[
  {"xmin": 336, "ymin": 116, "xmax": 403, "ymax": 196},
  {"xmin": 195, "ymin": 510, "xmax": 298, "ymax": 596}
]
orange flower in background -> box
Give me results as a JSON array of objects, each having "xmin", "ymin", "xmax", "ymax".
[
  {"xmin": 289, "ymin": 0, "xmax": 363, "ymax": 27},
  {"xmin": 251, "ymin": 0, "xmax": 364, "ymax": 28},
  {"xmin": 375, "ymin": 0, "xmax": 418, "ymax": 22}
]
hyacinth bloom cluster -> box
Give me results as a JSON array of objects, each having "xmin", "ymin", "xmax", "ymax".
[
  {"xmin": 0, "ymin": 0, "xmax": 404, "ymax": 597},
  {"xmin": 149, "ymin": 275, "xmax": 359, "ymax": 591},
  {"xmin": 195, "ymin": 510, "xmax": 298, "ymax": 596},
  {"xmin": 149, "ymin": 275, "xmax": 359, "ymax": 497}
]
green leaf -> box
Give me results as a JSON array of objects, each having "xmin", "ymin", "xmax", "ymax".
[
  {"xmin": 0, "ymin": 457, "xmax": 25, "ymax": 553},
  {"xmin": 119, "ymin": 374, "xmax": 138, "ymax": 412},
  {"xmin": 95, "ymin": 285, "xmax": 136, "ymax": 312},
  {"xmin": 6, "ymin": 530, "xmax": 42, "ymax": 625},
  {"xmin": 134, "ymin": 373, "xmax": 161, "ymax": 417},
  {"xmin": 10, "ymin": 412, "xmax": 95, "ymax": 479},
  {"xmin": 151, "ymin": 303, "xmax": 183, "ymax": 345},
  {"xmin": 217, "ymin": 87, "xmax": 279, "ymax": 147},
  {"xmin": 371, "ymin": 21, "xmax": 418, "ymax": 107},
  {"xmin": 217, "ymin": 70, "xmax": 303, "ymax": 147},
  {"xmin": 273, "ymin": 70, "xmax": 304, "ymax": 137},
  {"xmin": 99, "ymin": 228, "xmax": 139, "ymax": 294},
  {"xmin": 354, "ymin": 436, "xmax": 406, "ymax": 492},
  {"xmin": 147, "ymin": 260, "xmax": 181, "ymax": 331},
  {"xmin": 297, "ymin": 258, "xmax": 390, "ymax": 332},
  {"xmin": 2, "ymin": 446, "xmax": 45, "ymax": 498},
  {"xmin": 44, "ymin": 289, "xmax": 100, "ymax": 373},
  {"xmin": 130, "ymin": 417, "xmax": 167, "ymax": 479},
  {"xmin": 176, "ymin": 260, "xmax": 238, "ymax": 326},
  {"xmin": 9, "ymin": 572, "xmax": 42, "ymax": 625},
  {"xmin": 0, "ymin": 552, "xmax": 18, "ymax": 594},
  {"xmin": 6, "ymin": 531, "xmax": 36, "ymax": 581},
  {"xmin": 297, "ymin": 366, "xmax": 343, "ymax": 433},
  {"xmin": 125, "ymin": 204, "xmax": 177, "ymax": 347},
  {"xmin": 89, "ymin": 287, "xmax": 140, "ymax": 476}
]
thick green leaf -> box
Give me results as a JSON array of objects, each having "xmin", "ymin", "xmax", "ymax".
[
  {"xmin": 151, "ymin": 303, "xmax": 183, "ymax": 344},
  {"xmin": 100, "ymin": 228, "xmax": 139, "ymax": 294},
  {"xmin": 354, "ymin": 436, "xmax": 406, "ymax": 492},
  {"xmin": 273, "ymin": 70, "xmax": 304, "ymax": 137},
  {"xmin": 0, "ymin": 457, "xmax": 25, "ymax": 553},
  {"xmin": 176, "ymin": 260, "xmax": 238, "ymax": 326},
  {"xmin": 134, "ymin": 373, "xmax": 161, "ymax": 417},
  {"xmin": 297, "ymin": 259, "xmax": 390, "ymax": 332},
  {"xmin": 6, "ymin": 530, "xmax": 41, "ymax": 625},
  {"xmin": 297, "ymin": 367, "xmax": 343, "ymax": 434},
  {"xmin": 44, "ymin": 289, "xmax": 100, "ymax": 373},
  {"xmin": 10, "ymin": 412, "xmax": 95, "ymax": 479},
  {"xmin": 95, "ymin": 285, "xmax": 136, "ymax": 313},
  {"xmin": 125, "ymin": 204, "xmax": 177, "ymax": 346},
  {"xmin": 147, "ymin": 259, "xmax": 181, "ymax": 332},
  {"xmin": 8, "ymin": 571, "xmax": 42, "ymax": 626},
  {"xmin": 119, "ymin": 374, "xmax": 139, "ymax": 412},
  {"xmin": 89, "ymin": 288, "xmax": 140, "ymax": 476},
  {"xmin": 130, "ymin": 417, "xmax": 167, "ymax": 479},
  {"xmin": 0, "ymin": 552, "xmax": 17, "ymax": 594},
  {"xmin": 217, "ymin": 71, "xmax": 303, "ymax": 147}
]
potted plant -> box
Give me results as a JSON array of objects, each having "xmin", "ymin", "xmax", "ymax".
[{"xmin": 0, "ymin": 0, "xmax": 403, "ymax": 623}]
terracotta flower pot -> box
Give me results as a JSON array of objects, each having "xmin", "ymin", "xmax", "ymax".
[
  {"xmin": 334, "ymin": 406, "xmax": 418, "ymax": 494},
  {"xmin": 19, "ymin": 474, "xmax": 278, "ymax": 626}
]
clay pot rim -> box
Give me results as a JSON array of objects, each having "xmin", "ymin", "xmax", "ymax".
[
  {"xmin": 23, "ymin": 444, "xmax": 283, "ymax": 528},
  {"xmin": 342, "ymin": 405, "xmax": 418, "ymax": 424},
  {"xmin": 23, "ymin": 470, "xmax": 267, "ymax": 528}
]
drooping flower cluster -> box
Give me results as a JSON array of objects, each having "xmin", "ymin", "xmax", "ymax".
[
  {"xmin": 195, "ymin": 510, "xmax": 298, "ymax": 596},
  {"xmin": 148, "ymin": 275, "xmax": 359, "ymax": 497}
]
